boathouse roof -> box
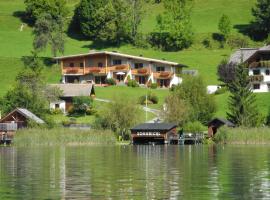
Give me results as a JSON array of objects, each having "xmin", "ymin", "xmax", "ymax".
[
  {"xmin": 131, "ymin": 123, "xmax": 177, "ymax": 131},
  {"xmin": 49, "ymin": 84, "xmax": 95, "ymax": 97},
  {"xmin": 0, "ymin": 108, "xmax": 45, "ymax": 124},
  {"xmin": 208, "ymin": 118, "xmax": 235, "ymax": 127}
]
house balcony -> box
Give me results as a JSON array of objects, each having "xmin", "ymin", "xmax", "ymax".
[
  {"xmin": 63, "ymin": 67, "xmax": 84, "ymax": 75},
  {"xmin": 249, "ymin": 60, "xmax": 270, "ymax": 68},
  {"xmin": 249, "ymin": 75, "xmax": 264, "ymax": 82},
  {"xmin": 85, "ymin": 67, "xmax": 106, "ymax": 75},
  {"xmin": 131, "ymin": 68, "xmax": 150, "ymax": 76},
  {"xmin": 107, "ymin": 64, "xmax": 130, "ymax": 72},
  {"xmin": 153, "ymin": 71, "xmax": 173, "ymax": 79}
]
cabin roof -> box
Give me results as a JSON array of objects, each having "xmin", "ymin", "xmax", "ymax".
[
  {"xmin": 229, "ymin": 45, "xmax": 270, "ymax": 64},
  {"xmin": 49, "ymin": 84, "xmax": 94, "ymax": 97},
  {"xmin": 0, "ymin": 108, "xmax": 45, "ymax": 124},
  {"xmin": 208, "ymin": 118, "xmax": 235, "ymax": 127},
  {"xmin": 54, "ymin": 50, "xmax": 186, "ymax": 67},
  {"xmin": 131, "ymin": 123, "xmax": 177, "ymax": 131}
]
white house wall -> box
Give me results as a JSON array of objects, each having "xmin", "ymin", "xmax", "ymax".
[{"xmin": 249, "ymin": 68, "xmax": 270, "ymax": 92}]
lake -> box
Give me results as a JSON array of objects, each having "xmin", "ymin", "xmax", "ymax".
[{"xmin": 0, "ymin": 145, "xmax": 270, "ymax": 199}]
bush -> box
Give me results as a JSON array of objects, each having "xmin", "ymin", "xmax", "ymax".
[
  {"xmin": 86, "ymin": 108, "xmax": 97, "ymax": 115},
  {"xmin": 214, "ymin": 86, "xmax": 227, "ymax": 95},
  {"xmin": 149, "ymin": 82, "xmax": 158, "ymax": 89},
  {"xmin": 127, "ymin": 80, "xmax": 139, "ymax": 87},
  {"xmin": 202, "ymin": 35, "xmax": 213, "ymax": 49},
  {"xmin": 183, "ymin": 121, "xmax": 205, "ymax": 133},
  {"xmin": 106, "ymin": 78, "xmax": 116, "ymax": 85},
  {"xmin": 227, "ymin": 34, "xmax": 249, "ymax": 48},
  {"xmin": 50, "ymin": 108, "xmax": 63, "ymax": 115},
  {"xmin": 138, "ymin": 92, "xmax": 159, "ymax": 105}
]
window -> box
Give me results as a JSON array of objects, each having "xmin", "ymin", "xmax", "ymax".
[
  {"xmin": 55, "ymin": 104, "xmax": 60, "ymax": 109},
  {"xmin": 253, "ymin": 69, "xmax": 260, "ymax": 75},
  {"xmin": 138, "ymin": 76, "xmax": 146, "ymax": 84},
  {"xmin": 80, "ymin": 63, "xmax": 84, "ymax": 68},
  {"xmin": 98, "ymin": 62, "xmax": 103, "ymax": 67},
  {"xmin": 266, "ymin": 69, "xmax": 270, "ymax": 75},
  {"xmin": 113, "ymin": 59, "xmax": 122, "ymax": 65},
  {"xmin": 253, "ymin": 84, "xmax": 260, "ymax": 90},
  {"xmin": 135, "ymin": 63, "xmax": 143, "ymax": 69},
  {"xmin": 69, "ymin": 63, "xmax": 74, "ymax": 67},
  {"xmin": 156, "ymin": 66, "xmax": 165, "ymax": 72}
]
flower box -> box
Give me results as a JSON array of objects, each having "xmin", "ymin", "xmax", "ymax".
[
  {"xmin": 160, "ymin": 71, "xmax": 170, "ymax": 77},
  {"xmin": 137, "ymin": 68, "xmax": 148, "ymax": 74}
]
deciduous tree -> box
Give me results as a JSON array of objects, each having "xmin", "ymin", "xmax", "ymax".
[{"xmin": 218, "ymin": 14, "xmax": 231, "ymax": 42}]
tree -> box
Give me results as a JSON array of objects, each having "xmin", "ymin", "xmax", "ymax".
[
  {"xmin": 226, "ymin": 63, "xmax": 262, "ymax": 127},
  {"xmin": 252, "ymin": 0, "xmax": 270, "ymax": 38},
  {"xmin": 71, "ymin": 96, "xmax": 93, "ymax": 115},
  {"xmin": 24, "ymin": 0, "xmax": 68, "ymax": 22},
  {"xmin": 33, "ymin": 13, "xmax": 65, "ymax": 56},
  {"xmin": 162, "ymin": 93, "xmax": 189, "ymax": 126},
  {"xmin": 129, "ymin": 0, "xmax": 145, "ymax": 41},
  {"xmin": 167, "ymin": 76, "xmax": 216, "ymax": 125},
  {"xmin": 218, "ymin": 14, "xmax": 231, "ymax": 42},
  {"xmin": 95, "ymin": 97, "xmax": 140, "ymax": 139},
  {"xmin": 149, "ymin": 0, "xmax": 194, "ymax": 51},
  {"xmin": 217, "ymin": 59, "xmax": 237, "ymax": 84},
  {"xmin": 0, "ymin": 51, "xmax": 61, "ymax": 119}
]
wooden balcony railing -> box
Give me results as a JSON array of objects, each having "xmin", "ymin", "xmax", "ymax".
[
  {"xmin": 108, "ymin": 64, "xmax": 130, "ymax": 72},
  {"xmin": 249, "ymin": 60, "xmax": 270, "ymax": 68},
  {"xmin": 153, "ymin": 71, "xmax": 173, "ymax": 79},
  {"xmin": 63, "ymin": 67, "xmax": 84, "ymax": 74},
  {"xmin": 249, "ymin": 75, "xmax": 264, "ymax": 82},
  {"xmin": 131, "ymin": 68, "xmax": 150, "ymax": 75},
  {"xmin": 85, "ymin": 67, "xmax": 106, "ymax": 74}
]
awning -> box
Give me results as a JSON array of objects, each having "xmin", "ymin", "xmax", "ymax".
[{"xmin": 116, "ymin": 72, "xmax": 125, "ymax": 75}]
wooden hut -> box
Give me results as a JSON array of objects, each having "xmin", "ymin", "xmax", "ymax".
[
  {"xmin": 208, "ymin": 118, "xmax": 235, "ymax": 137},
  {"xmin": 0, "ymin": 108, "xmax": 45, "ymax": 129},
  {"xmin": 130, "ymin": 123, "xmax": 177, "ymax": 144}
]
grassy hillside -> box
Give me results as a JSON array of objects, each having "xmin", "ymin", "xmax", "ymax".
[{"xmin": 1, "ymin": 0, "xmax": 269, "ymax": 118}]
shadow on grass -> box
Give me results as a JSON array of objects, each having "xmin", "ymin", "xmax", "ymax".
[
  {"xmin": 12, "ymin": 11, "xmax": 34, "ymax": 27},
  {"xmin": 21, "ymin": 56, "xmax": 56, "ymax": 68},
  {"xmin": 234, "ymin": 23, "xmax": 267, "ymax": 41}
]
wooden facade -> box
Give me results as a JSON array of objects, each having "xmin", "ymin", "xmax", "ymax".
[
  {"xmin": 208, "ymin": 118, "xmax": 235, "ymax": 137},
  {"xmin": 56, "ymin": 51, "xmax": 184, "ymax": 87},
  {"xmin": 130, "ymin": 123, "xmax": 178, "ymax": 144}
]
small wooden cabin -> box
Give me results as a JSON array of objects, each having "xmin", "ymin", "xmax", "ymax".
[
  {"xmin": 0, "ymin": 108, "xmax": 45, "ymax": 129},
  {"xmin": 130, "ymin": 123, "xmax": 177, "ymax": 144},
  {"xmin": 208, "ymin": 118, "xmax": 235, "ymax": 137},
  {"xmin": 49, "ymin": 83, "xmax": 95, "ymax": 113}
]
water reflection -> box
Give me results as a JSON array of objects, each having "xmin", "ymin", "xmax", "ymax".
[{"xmin": 0, "ymin": 145, "xmax": 270, "ymax": 199}]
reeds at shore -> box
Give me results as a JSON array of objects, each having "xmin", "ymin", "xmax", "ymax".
[
  {"xmin": 214, "ymin": 127, "xmax": 270, "ymax": 144},
  {"xmin": 13, "ymin": 128, "xmax": 116, "ymax": 146}
]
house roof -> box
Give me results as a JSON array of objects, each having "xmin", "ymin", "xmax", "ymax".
[
  {"xmin": 208, "ymin": 118, "xmax": 235, "ymax": 127},
  {"xmin": 54, "ymin": 50, "xmax": 186, "ymax": 67},
  {"xmin": 229, "ymin": 45, "xmax": 270, "ymax": 64},
  {"xmin": 131, "ymin": 123, "xmax": 177, "ymax": 131},
  {"xmin": 49, "ymin": 84, "xmax": 94, "ymax": 97},
  {"xmin": 0, "ymin": 108, "xmax": 45, "ymax": 124}
]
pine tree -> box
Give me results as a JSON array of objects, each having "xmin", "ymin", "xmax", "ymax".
[
  {"xmin": 252, "ymin": 0, "xmax": 270, "ymax": 38},
  {"xmin": 226, "ymin": 63, "xmax": 261, "ymax": 127}
]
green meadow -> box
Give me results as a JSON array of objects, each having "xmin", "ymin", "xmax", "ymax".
[{"xmin": 1, "ymin": 0, "xmax": 269, "ymax": 118}]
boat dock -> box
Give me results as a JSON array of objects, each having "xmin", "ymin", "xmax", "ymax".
[{"xmin": 0, "ymin": 123, "xmax": 17, "ymax": 145}]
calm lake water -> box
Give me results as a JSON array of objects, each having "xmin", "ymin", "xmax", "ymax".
[{"xmin": 0, "ymin": 145, "xmax": 270, "ymax": 199}]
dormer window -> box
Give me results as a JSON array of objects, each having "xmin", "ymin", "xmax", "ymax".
[
  {"xmin": 135, "ymin": 63, "xmax": 143, "ymax": 69},
  {"xmin": 98, "ymin": 62, "xmax": 103, "ymax": 67},
  {"xmin": 113, "ymin": 59, "xmax": 122, "ymax": 65},
  {"xmin": 69, "ymin": 63, "xmax": 74, "ymax": 67},
  {"xmin": 253, "ymin": 69, "xmax": 260, "ymax": 75}
]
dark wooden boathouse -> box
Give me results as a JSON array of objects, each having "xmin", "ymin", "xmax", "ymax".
[
  {"xmin": 130, "ymin": 123, "xmax": 177, "ymax": 144},
  {"xmin": 208, "ymin": 118, "xmax": 235, "ymax": 137}
]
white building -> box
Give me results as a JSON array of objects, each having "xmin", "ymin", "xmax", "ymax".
[{"xmin": 229, "ymin": 45, "xmax": 270, "ymax": 93}]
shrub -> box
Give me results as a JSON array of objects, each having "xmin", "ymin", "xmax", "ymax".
[
  {"xmin": 127, "ymin": 80, "xmax": 139, "ymax": 87},
  {"xmin": 202, "ymin": 35, "xmax": 213, "ymax": 49},
  {"xmin": 227, "ymin": 34, "xmax": 249, "ymax": 48},
  {"xmin": 86, "ymin": 108, "xmax": 97, "ymax": 115},
  {"xmin": 50, "ymin": 108, "xmax": 63, "ymax": 115},
  {"xmin": 183, "ymin": 121, "xmax": 205, "ymax": 133},
  {"xmin": 106, "ymin": 78, "xmax": 116, "ymax": 85},
  {"xmin": 149, "ymin": 82, "xmax": 158, "ymax": 89},
  {"xmin": 138, "ymin": 92, "xmax": 159, "ymax": 105},
  {"xmin": 214, "ymin": 86, "xmax": 227, "ymax": 95}
]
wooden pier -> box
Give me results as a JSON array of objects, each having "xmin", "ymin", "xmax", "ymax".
[
  {"xmin": 0, "ymin": 123, "xmax": 17, "ymax": 145},
  {"xmin": 177, "ymin": 133, "xmax": 204, "ymax": 145}
]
